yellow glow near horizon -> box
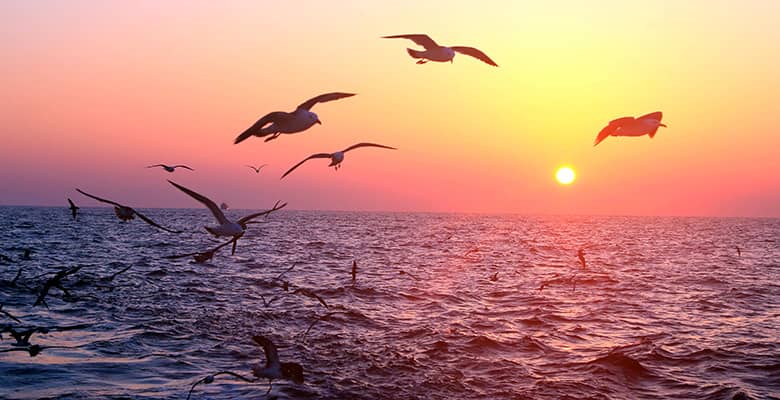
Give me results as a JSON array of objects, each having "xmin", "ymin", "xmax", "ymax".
[{"xmin": 556, "ymin": 167, "xmax": 576, "ymax": 185}]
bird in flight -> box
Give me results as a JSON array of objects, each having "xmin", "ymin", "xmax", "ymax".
[
  {"xmin": 234, "ymin": 92, "xmax": 356, "ymax": 144},
  {"xmin": 146, "ymin": 164, "xmax": 194, "ymax": 173},
  {"xmin": 167, "ymin": 180, "xmax": 286, "ymax": 254},
  {"xmin": 383, "ymin": 34, "xmax": 498, "ymax": 66},
  {"xmin": 594, "ymin": 112, "xmax": 667, "ymax": 146},
  {"xmin": 577, "ymin": 249, "xmax": 587, "ymax": 269},
  {"xmin": 281, "ymin": 142, "xmax": 396, "ymax": 179},
  {"xmin": 67, "ymin": 198, "xmax": 79, "ymax": 220},
  {"xmin": 246, "ymin": 164, "xmax": 268, "ymax": 173},
  {"xmin": 76, "ymin": 189, "xmax": 181, "ymax": 233},
  {"xmin": 251, "ymin": 335, "xmax": 304, "ymax": 391}
]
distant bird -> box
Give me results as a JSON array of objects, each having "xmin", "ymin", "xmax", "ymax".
[
  {"xmin": 168, "ymin": 181, "xmax": 286, "ymax": 254},
  {"xmin": 246, "ymin": 164, "xmax": 268, "ymax": 173},
  {"xmin": 578, "ymin": 249, "xmax": 587, "ymax": 269},
  {"xmin": 76, "ymin": 189, "xmax": 181, "ymax": 233},
  {"xmin": 0, "ymin": 326, "xmax": 45, "ymax": 346},
  {"xmin": 252, "ymin": 335, "xmax": 304, "ymax": 390},
  {"xmin": 382, "ymin": 34, "xmax": 498, "ymax": 66},
  {"xmin": 234, "ymin": 92, "xmax": 356, "ymax": 144},
  {"xmin": 67, "ymin": 198, "xmax": 79, "ymax": 220},
  {"xmin": 0, "ymin": 344, "xmax": 74, "ymax": 357},
  {"xmin": 351, "ymin": 260, "xmax": 357, "ymax": 285},
  {"xmin": 20, "ymin": 249, "xmax": 32, "ymax": 261},
  {"xmin": 291, "ymin": 288, "xmax": 328, "ymax": 309},
  {"xmin": 186, "ymin": 371, "xmax": 255, "ymax": 400},
  {"xmin": 164, "ymin": 235, "xmax": 242, "ymax": 263},
  {"xmin": 490, "ymin": 272, "xmax": 498, "ymax": 282},
  {"xmin": 34, "ymin": 266, "xmax": 82, "ymax": 308},
  {"xmin": 736, "ymin": 246, "xmax": 741, "ymax": 257},
  {"xmin": 281, "ymin": 142, "xmax": 396, "ymax": 179},
  {"xmin": 146, "ymin": 164, "xmax": 194, "ymax": 173},
  {"xmin": 594, "ymin": 111, "xmax": 667, "ymax": 146}
]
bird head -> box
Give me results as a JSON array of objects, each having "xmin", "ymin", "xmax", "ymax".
[{"xmin": 309, "ymin": 112, "xmax": 321, "ymax": 125}]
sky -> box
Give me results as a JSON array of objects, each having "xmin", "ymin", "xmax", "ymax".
[{"xmin": 1, "ymin": 0, "xmax": 779, "ymax": 217}]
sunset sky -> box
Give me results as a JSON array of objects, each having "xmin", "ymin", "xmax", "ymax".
[{"xmin": 1, "ymin": 1, "xmax": 778, "ymax": 217}]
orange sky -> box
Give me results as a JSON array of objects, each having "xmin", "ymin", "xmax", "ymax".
[{"xmin": 1, "ymin": 1, "xmax": 778, "ymax": 216}]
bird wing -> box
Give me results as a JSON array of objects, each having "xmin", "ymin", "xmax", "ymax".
[
  {"xmin": 342, "ymin": 142, "xmax": 397, "ymax": 153},
  {"xmin": 246, "ymin": 165, "xmax": 259, "ymax": 172},
  {"xmin": 173, "ymin": 165, "xmax": 194, "ymax": 171},
  {"xmin": 280, "ymin": 153, "xmax": 332, "ymax": 179},
  {"xmin": 252, "ymin": 335, "xmax": 281, "ymax": 369},
  {"xmin": 382, "ymin": 34, "xmax": 439, "ymax": 50},
  {"xmin": 67, "ymin": 198, "xmax": 78, "ymax": 209},
  {"xmin": 593, "ymin": 117, "xmax": 634, "ymax": 146},
  {"xmin": 146, "ymin": 164, "xmax": 165, "ymax": 169},
  {"xmin": 76, "ymin": 189, "xmax": 124, "ymax": 208},
  {"xmin": 167, "ymin": 180, "xmax": 230, "ymax": 225},
  {"xmin": 234, "ymin": 111, "xmax": 293, "ymax": 144},
  {"xmin": 451, "ymin": 46, "xmax": 499, "ymax": 66},
  {"xmin": 296, "ymin": 92, "xmax": 356, "ymax": 111},
  {"xmin": 237, "ymin": 201, "xmax": 287, "ymax": 225},
  {"xmin": 131, "ymin": 208, "xmax": 181, "ymax": 233},
  {"xmin": 637, "ymin": 111, "xmax": 663, "ymax": 121}
]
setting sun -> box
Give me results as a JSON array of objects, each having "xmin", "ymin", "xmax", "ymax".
[{"xmin": 555, "ymin": 166, "xmax": 576, "ymax": 185}]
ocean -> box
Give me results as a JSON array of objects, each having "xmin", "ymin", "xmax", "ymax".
[{"xmin": 0, "ymin": 207, "xmax": 778, "ymax": 399}]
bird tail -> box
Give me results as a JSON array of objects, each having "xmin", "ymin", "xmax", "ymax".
[
  {"xmin": 234, "ymin": 128, "xmax": 257, "ymax": 144},
  {"xmin": 205, "ymin": 227, "xmax": 219, "ymax": 237},
  {"xmin": 648, "ymin": 128, "xmax": 658, "ymax": 139},
  {"xmin": 406, "ymin": 48, "xmax": 425, "ymax": 59}
]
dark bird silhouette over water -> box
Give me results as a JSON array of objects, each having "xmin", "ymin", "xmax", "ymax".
[
  {"xmin": 351, "ymin": 260, "xmax": 357, "ymax": 285},
  {"xmin": 252, "ymin": 335, "xmax": 304, "ymax": 392},
  {"xmin": 281, "ymin": 142, "xmax": 396, "ymax": 179},
  {"xmin": 736, "ymin": 246, "xmax": 741, "ymax": 257},
  {"xmin": 168, "ymin": 180, "xmax": 286, "ymax": 254},
  {"xmin": 165, "ymin": 235, "xmax": 243, "ymax": 263},
  {"xmin": 578, "ymin": 249, "xmax": 587, "ymax": 269},
  {"xmin": 67, "ymin": 198, "xmax": 79, "ymax": 220},
  {"xmin": 594, "ymin": 111, "xmax": 667, "ymax": 146},
  {"xmin": 146, "ymin": 164, "xmax": 194, "ymax": 173},
  {"xmin": 0, "ymin": 344, "xmax": 74, "ymax": 357},
  {"xmin": 34, "ymin": 266, "xmax": 82, "ymax": 308},
  {"xmin": 234, "ymin": 92, "xmax": 356, "ymax": 144},
  {"xmin": 186, "ymin": 370, "xmax": 255, "ymax": 400},
  {"xmin": 383, "ymin": 34, "xmax": 498, "ymax": 66},
  {"xmin": 246, "ymin": 164, "xmax": 268, "ymax": 173},
  {"xmin": 20, "ymin": 249, "xmax": 32, "ymax": 260},
  {"xmin": 76, "ymin": 189, "xmax": 181, "ymax": 233}
]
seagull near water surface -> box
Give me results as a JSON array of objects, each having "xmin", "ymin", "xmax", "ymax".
[
  {"xmin": 76, "ymin": 189, "xmax": 180, "ymax": 233},
  {"xmin": 594, "ymin": 111, "xmax": 667, "ymax": 146},
  {"xmin": 382, "ymin": 34, "xmax": 498, "ymax": 66},
  {"xmin": 246, "ymin": 164, "xmax": 268, "ymax": 173},
  {"xmin": 281, "ymin": 142, "xmax": 396, "ymax": 179},
  {"xmin": 146, "ymin": 164, "xmax": 194, "ymax": 173},
  {"xmin": 234, "ymin": 92, "xmax": 356, "ymax": 144}
]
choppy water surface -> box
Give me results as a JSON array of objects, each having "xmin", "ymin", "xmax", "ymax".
[{"xmin": 0, "ymin": 207, "xmax": 778, "ymax": 399}]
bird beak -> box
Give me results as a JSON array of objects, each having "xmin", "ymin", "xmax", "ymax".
[
  {"xmin": 660, "ymin": 123, "xmax": 667, "ymax": 128},
  {"xmin": 315, "ymin": 119, "xmax": 322, "ymax": 125}
]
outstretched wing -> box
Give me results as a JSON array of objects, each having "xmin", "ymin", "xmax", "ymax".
[
  {"xmin": 637, "ymin": 111, "xmax": 663, "ymax": 121},
  {"xmin": 382, "ymin": 34, "xmax": 439, "ymax": 50},
  {"xmin": 594, "ymin": 117, "xmax": 634, "ymax": 146},
  {"xmin": 173, "ymin": 165, "xmax": 194, "ymax": 171},
  {"xmin": 76, "ymin": 189, "xmax": 124, "ymax": 208},
  {"xmin": 131, "ymin": 209, "xmax": 181, "ymax": 233},
  {"xmin": 67, "ymin": 198, "xmax": 78, "ymax": 209},
  {"xmin": 146, "ymin": 164, "xmax": 165, "ymax": 169},
  {"xmin": 252, "ymin": 335, "xmax": 281, "ymax": 369},
  {"xmin": 237, "ymin": 201, "xmax": 287, "ymax": 225},
  {"xmin": 234, "ymin": 111, "xmax": 293, "ymax": 144},
  {"xmin": 342, "ymin": 142, "xmax": 397, "ymax": 153},
  {"xmin": 167, "ymin": 180, "xmax": 229, "ymax": 225},
  {"xmin": 451, "ymin": 46, "xmax": 498, "ymax": 66},
  {"xmin": 280, "ymin": 153, "xmax": 332, "ymax": 179},
  {"xmin": 297, "ymin": 92, "xmax": 356, "ymax": 111}
]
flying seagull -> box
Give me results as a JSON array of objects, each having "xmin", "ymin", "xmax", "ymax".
[
  {"xmin": 594, "ymin": 111, "xmax": 667, "ymax": 146},
  {"xmin": 186, "ymin": 371, "xmax": 256, "ymax": 400},
  {"xmin": 578, "ymin": 249, "xmax": 587, "ymax": 269},
  {"xmin": 252, "ymin": 335, "xmax": 304, "ymax": 392},
  {"xmin": 146, "ymin": 164, "xmax": 194, "ymax": 173},
  {"xmin": 67, "ymin": 198, "xmax": 79, "ymax": 220},
  {"xmin": 382, "ymin": 34, "xmax": 498, "ymax": 66},
  {"xmin": 234, "ymin": 92, "xmax": 356, "ymax": 144},
  {"xmin": 167, "ymin": 180, "xmax": 286, "ymax": 254},
  {"xmin": 76, "ymin": 189, "xmax": 181, "ymax": 233},
  {"xmin": 281, "ymin": 142, "xmax": 396, "ymax": 179},
  {"xmin": 246, "ymin": 164, "xmax": 268, "ymax": 173}
]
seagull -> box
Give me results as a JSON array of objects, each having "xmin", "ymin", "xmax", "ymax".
[
  {"xmin": 0, "ymin": 344, "xmax": 75, "ymax": 357},
  {"xmin": 234, "ymin": 92, "xmax": 356, "ymax": 144},
  {"xmin": 593, "ymin": 111, "xmax": 667, "ymax": 146},
  {"xmin": 246, "ymin": 164, "xmax": 268, "ymax": 173},
  {"xmin": 578, "ymin": 249, "xmax": 587, "ymax": 269},
  {"xmin": 0, "ymin": 326, "xmax": 45, "ymax": 346},
  {"xmin": 33, "ymin": 266, "xmax": 82, "ymax": 308},
  {"xmin": 76, "ymin": 189, "xmax": 181, "ymax": 233},
  {"xmin": 67, "ymin": 198, "xmax": 79, "ymax": 220},
  {"xmin": 186, "ymin": 371, "xmax": 256, "ymax": 400},
  {"xmin": 167, "ymin": 181, "xmax": 286, "ymax": 254},
  {"xmin": 146, "ymin": 164, "xmax": 194, "ymax": 173},
  {"xmin": 252, "ymin": 335, "xmax": 304, "ymax": 391},
  {"xmin": 281, "ymin": 142, "xmax": 396, "ymax": 179},
  {"xmin": 382, "ymin": 34, "xmax": 498, "ymax": 66},
  {"xmin": 164, "ymin": 235, "xmax": 242, "ymax": 263}
]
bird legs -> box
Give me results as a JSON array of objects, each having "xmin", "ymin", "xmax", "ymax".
[
  {"xmin": 416, "ymin": 59, "xmax": 428, "ymax": 64},
  {"xmin": 264, "ymin": 133, "xmax": 281, "ymax": 142}
]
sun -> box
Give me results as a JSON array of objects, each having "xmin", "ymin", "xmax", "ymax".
[{"xmin": 555, "ymin": 166, "xmax": 576, "ymax": 185}]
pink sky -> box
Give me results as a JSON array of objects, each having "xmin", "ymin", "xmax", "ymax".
[{"xmin": 1, "ymin": 1, "xmax": 779, "ymax": 217}]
